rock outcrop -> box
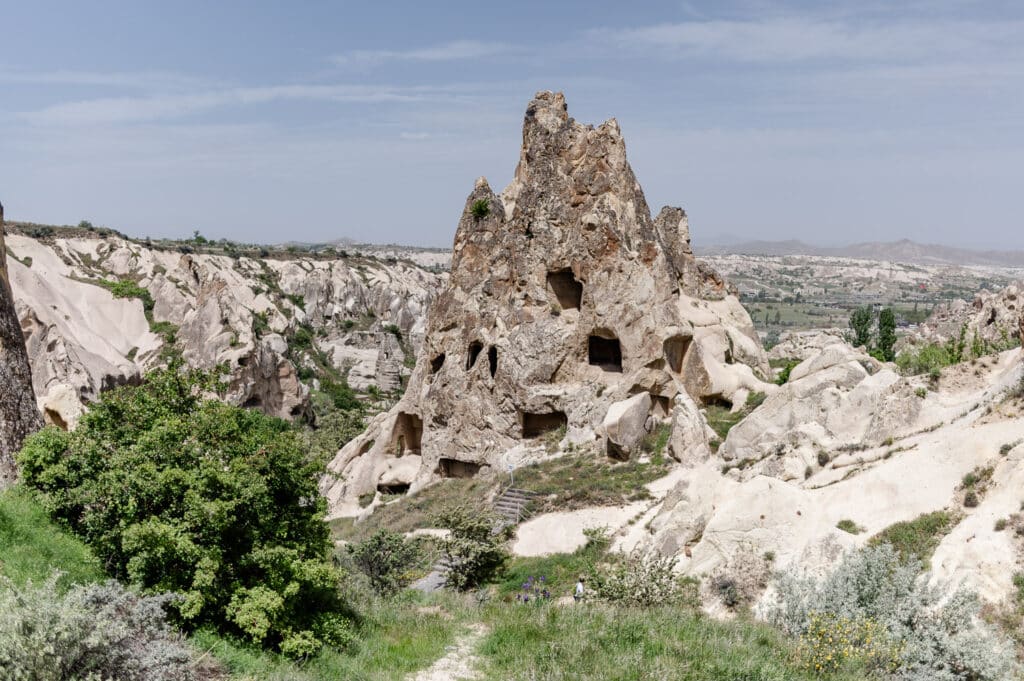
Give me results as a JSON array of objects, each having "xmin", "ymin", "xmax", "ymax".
[
  {"xmin": 4, "ymin": 230, "xmax": 442, "ymax": 421},
  {"xmin": 913, "ymin": 283, "xmax": 1022, "ymax": 348},
  {"xmin": 768, "ymin": 329, "xmax": 848, "ymax": 362},
  {"xmin": 643, "ymin": 339, "xmax": 1024, "ymax": 605},
  {"xmin": 323, "ymin": 92, "xmax": 771, "ymax": 516},
  {"xmin": 720, "ymin": 341, "xmax": 921, "ymax": 482},
  {"xmin": 0, "ymin": 203, "xmax": 43, "ymax": 484}
]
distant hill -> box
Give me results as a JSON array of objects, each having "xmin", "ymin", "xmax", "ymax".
[{"xmin": 695, "ymin": 238, "xmax": 1024, "ymax": 267}]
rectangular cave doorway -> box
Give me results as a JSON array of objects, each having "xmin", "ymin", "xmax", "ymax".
[
  {"xmin": 437, "ymin": 458, "xmax": 482, "ymax": 479},
  {"xmin": 391, "ymin": 412, "xmax": 423, "ymax": 456},
  {"xmin": 547, "ymin": 269, "xmax": 583, "ymax": 310},
  {"xmin": 521, "ymin": 410, "xmax": 568, "ymax": 438},
  {"xmin": 588, "ymin": 333, "xmax": 622, "ymax": 372}
]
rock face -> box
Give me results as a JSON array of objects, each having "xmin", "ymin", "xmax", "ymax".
[
  {"xmin": 643, "ymin": 339, "xmax": 1024, "ymax": 606},
  {"xmin": 720, "ymin": 340, "xmax": 921, "ymax": 482},
  {"xmin": 914, "ymin": 283, "xmax": 1022, "ymax": 348},
  {"xmin": 0, "ymin": 203, "xmax": 43, "ymax": 484},
  {"xmin": 4, "ymin": 230, "xmax": 442, "ymax": 420},
  {"xmin": 323, "ymin": 92, "xmax": 771, "ymax": 515},
  {"xmin": 768, "ymin": 329, "xmax": 848, "ymax": 362}
]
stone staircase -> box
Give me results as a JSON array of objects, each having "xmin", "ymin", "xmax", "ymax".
[
  {"xmin": 493, "ymin": 487, "xmax": 537, "ymax": 526},
  {"xmin": 412, "ymin": 486, "xmax": 537, "ymax": 593}
]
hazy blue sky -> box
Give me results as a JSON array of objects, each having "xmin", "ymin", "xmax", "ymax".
[{"xmin": 1, "ymin": 1, "xmax": 1022, "ymax": 248}]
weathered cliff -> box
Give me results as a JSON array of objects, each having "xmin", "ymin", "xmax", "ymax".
[
  {"xmin": 4, "ymin": 228, "xmax": 443, "ymax": 424},
  {"xmin": 323, "ymin": 92, "xmax": 772, "ymax": 516},
  {"xmin": 0, "ymin": 203, "xmax": 43, "ymax": 484}
]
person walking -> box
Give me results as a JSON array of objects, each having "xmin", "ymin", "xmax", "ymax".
[{"xmin": 574, "ymin": 576, "xmax": 585, "ymax": 602}]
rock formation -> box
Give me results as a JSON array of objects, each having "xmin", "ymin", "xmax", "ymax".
[
  {"xmin": 4, "ymin": 228, "xmax": 441, "ymax": 422},
  {"xmin": 0, "ymin": 203, "xmax": 43, "ymax": 484},
  {"xmin": 912, "ymin": 283, "xmax": 1022, "ymax": 349},
  {"xmin": 323, "ymin": 92, "xmax": 772, "ymax": 516}
]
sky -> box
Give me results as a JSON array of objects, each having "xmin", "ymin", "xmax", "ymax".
[{"xmin": 1, "ymin": 0, "xmax": 1022, "ymax": 249}]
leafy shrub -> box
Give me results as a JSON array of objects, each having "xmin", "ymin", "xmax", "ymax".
[
  {"xmin": 896, "ymin": 343, "xmax": 954, "ymax": 377},
  {"xmin": 795, "ymin": 611, "xmax": 902, "ymax": 676},
  {"xmin": 433, "ymin": 505, "xmax": 510, "ymax": 590},
  {"xmin": 347, "ymin": 530, "xmax": 425, "ymax": 596},
  {"xmin": 0, "ymin": 575, "xmax": 196, "ymax": 680},
  {"xmin": 775, "ymin": 359, "xmax": 801, "ymax": 385},
  {"xmin": 817, "ymin": 451, "xmax": 830, "ymax": 467},
  {"xmin": 770, "ymin": 544, "xmax": 1017, "ymax": 681},
  {"xmin": 469, "ymin": 199, "xmax": 490, "ymax": 220},
  {"xmin": 964, "ymin": 491, "xmax": 980, "ymax": 508},
  {"xmin": 590, "ymin": 551, "xmax": 695, "ymax": 608},
  {"xmin": 17, "ymin": 364, "xmax": 352, "ymax": 656}
]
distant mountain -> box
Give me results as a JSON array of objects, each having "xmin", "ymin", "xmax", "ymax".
[{"xmin": 695, "ymin": 238, "xmax": 1024, "ymax": 267}]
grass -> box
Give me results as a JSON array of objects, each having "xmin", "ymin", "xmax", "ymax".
[
  {"xmin": 705, "ymin": 391, "xmax": 766, "ymax": 446},
  {"xmin": 195, "ymin": 591, "xmax": 472, "ymax": 681},
  {"xmin": 0, "ymin": 487, "xmax": 103, "ymax": 589},
  {"xmin": 511, "ymin": 452, "xmax": 672, "ymax": 514},
  {"xmin": 475, "ymin": 603, "xmax": 866, "ymax": 681},
  {"xmin": 836, "ymin": 519, "xmax": 864, "ymax": 535},
  {"xmin": 868, "ymin": 510, "xmax": 956, "ymax": 566},
  {"xmin": 496, "ymin": 539, "xmax": 608, "ymax": 601},
  {"xmin": 330, "ymin": 478, "xmax": 491, "ymax": 543}
]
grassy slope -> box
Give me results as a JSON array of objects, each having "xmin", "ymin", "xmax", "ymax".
[
  {"xmin": 0, "ymin": 486, "xmax": 102, "ymax": 588},
  {"xmin": 1, "ymin": 485, "xmax": 872, "ymax": 680},
  {"xmin": 477, "ymin": 603, "xmax": 867, "ymax": 681},
  {"xmin": 194, "ymin": 593, "xmax": 473, "ymax": 681}
]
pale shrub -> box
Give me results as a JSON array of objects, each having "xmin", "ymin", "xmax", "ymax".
[
  {"xmin": 769, "ymin": 544, "xmax": 1017, "ymax": 680},
  {"xmin": 0, "ymin": 575, "xmax": 196, "ymax": 681},
  {"xmin": 590, "ymin": 550, "xmax": 696, "ymax": 607}
]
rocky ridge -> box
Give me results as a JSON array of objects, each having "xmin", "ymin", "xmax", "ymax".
[
  {"xmin": 323, "ymin": 92, "xmax": 772, "ymax": 517},
  {"xmin": 4, "ymin": 228, "xmax": 444, "ymax": 424}
]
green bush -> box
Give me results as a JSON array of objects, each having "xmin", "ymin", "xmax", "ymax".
[
  {"xmin": 0, "ymin": 575, "xmax": 196, "ymax": 680},
  {"xmin": 348, "ymin": 530, "xmax": 425, "ymax": 596},
  {"xmin": 896, "ymin": 343, "xmax": 953, "ymax": 377},
  {"xmin": 469, "ymin": 199, "xmax": 490, "ymax": 220},
  {"xmin": 17, "ymin": 363, "xmax": 352, "ymax": 656},
  {"xmin": 590, "ymin": 551, "xmax": 696, "ymax": 608},
  {"xmin": 433, "ymin": 505, "xmax": 510, "ymax": 591}
]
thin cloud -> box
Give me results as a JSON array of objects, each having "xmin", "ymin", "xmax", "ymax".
[
  {"xmin": 23, "ymin": 85, "xmax": 438, "ymax": 126},
  {"xmin": 597, "ymin": 17, "xmax": 1024, "ymax": 63},
  {"xmin": 332, "ymin": 40, "xmax": 510, "ymax": 66}
]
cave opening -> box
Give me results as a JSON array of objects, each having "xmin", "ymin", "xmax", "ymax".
[
  {"xmin": 391, "ymin": 412, "xmax": 423, "ymax": 456},
  {"xmin": 588, "ymin": 333, "xmax": 622, "ymax": 372},
  {"xmin": 521, "ymin": 410, "xmax": 568, "ymax": 438},
  {"xmin": 547, "ymin": 269, "xmax": 583, "ymax": 310},
  {"xmin": 663, "ymin": 335, "xmax": 692, "ymax": 373},
  {"xmin": 437, "ymin": 458, "xmax": 482, "ymax": 479},
  {"xmin": 466, "ymin": 341, "xmax": 483, "ymax": 370},
  {"xmin": 431, "ymin": 353, "xmax": 446, "ymax": 373},
  {"xmin": 488, "ymin": 346, "xmax": 498, "ymax": 378},
  {"xmin": 376, "ymin": 482, "xmax": 410, "ymax": 495}
]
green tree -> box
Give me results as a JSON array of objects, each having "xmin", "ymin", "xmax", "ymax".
[
  {"xmin": 849, "ymin": 306, "xmax": 875, "ymax": 349},
  {"xmin": 433, "ymin": 505, "xmax": 510, "ymax": 590},
  {"xmin": 348, "ymin": 530, "xmax": 425, "ymax": 596},
  {"xmin": 17, "ymin": 363, "xmax": 352, "ymax": 656},
  {"xmin": 876, "ymin": 307, "xmax": 897, "ymax": 361}
]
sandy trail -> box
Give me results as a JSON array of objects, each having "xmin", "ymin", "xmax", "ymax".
[{"xmin": 407, "ymin": 623, "xmax": 488, "ymax": 681}]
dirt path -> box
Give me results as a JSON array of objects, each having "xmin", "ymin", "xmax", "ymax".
[{"xmin": 407, "ymin": 622, "xmax": 488, "ymax": 681}]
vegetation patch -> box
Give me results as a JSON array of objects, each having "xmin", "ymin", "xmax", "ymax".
[
  {"xmin": 330, "ymin": 478, "xmax": 490, "ymax": 544},
  {"xmin": 17, "ymin": 364, "xmax": 352, "ymax": 657},
  {"xmin": 836, "ymin": 519, "xmax": 864, "ymax": 535},
  {"xmin": 868, "ymin": 510, "xmax": 956, "ymax": 566},
  {"xmin": 0, "ymin": 487, "xmax": 102, "ymax": 589},
  {"xmin": 511, "ymin": 452, "xmax": 671, "ymax": 514}
]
